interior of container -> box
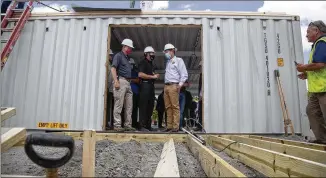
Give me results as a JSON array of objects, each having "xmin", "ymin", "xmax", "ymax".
[{"xmin": 103, "ymin": 25, "xmax": 203, "ymax": 130}]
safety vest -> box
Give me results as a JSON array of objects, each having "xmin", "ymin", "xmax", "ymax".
[{"xmin": 307, "ymin": 36, "xmax": 326, "ymax": 93}]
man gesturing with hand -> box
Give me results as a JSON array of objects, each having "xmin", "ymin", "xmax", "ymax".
[{"xmin": 163, "ymin": 43, "xmax": 188, "ymax": 132}]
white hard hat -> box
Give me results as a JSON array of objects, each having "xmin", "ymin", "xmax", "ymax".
[
  {"xmin": 144, "ymin": 46, "xmax": 155, "ymax": 53},
  {"xmin": 121, "ymin": 39, "xmax": 134, "ymax": 48},
  {"xmin": 109, "ymin": 49, "xmax": 113, "ymax": 55},
  {"xmin": 163, "ymin": 43, "xmax": 177, "ymax": 51}
]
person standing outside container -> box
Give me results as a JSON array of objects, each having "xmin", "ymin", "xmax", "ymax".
[
  {"xmin": 105, "ymin": 49, "xmax": 115, "ymax": 129},
  {"xmin": 111, "ymin": 39, "xmax": 136, "ymax": 131},
  {"xmin": 138, "ymin": 46, "xmax": 159, "ymax": 131},
  {"xmin": 129, "ymin": 58, "xmax": 141, "ymax": 130},
  {"xmin": 163, "ymin": 43, "xmax": 188, "ymax": 132},
  {"xmin": 297, "ymin": 20, "xmax": 326, "ymax": 144}
]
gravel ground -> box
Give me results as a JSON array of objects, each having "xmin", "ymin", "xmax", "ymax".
[
  {"xmin": 95, "ymin": 140, "xmax": 163, "ymax": 177},
  {"xmin": 1, "ymin": 140, "xmax": 83, "ymax": 177},
  {"xmin": 208, "ymin": 146, "xmax": 266, "ymax": 177},
  {"xmin": 175, "ymin": 142, "xmax": 207, "ymax": 177}
]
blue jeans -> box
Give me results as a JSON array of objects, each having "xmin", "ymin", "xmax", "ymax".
[{"xmin": 179, "ymin": 92, "xmax": 186, "ymax": 129}]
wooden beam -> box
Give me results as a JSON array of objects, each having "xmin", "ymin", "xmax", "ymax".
[
  {"xmin": 82, "ymin": 130, "xmax": 96, "ymax": 177},
  {"xmin": 1, "ymin": 128, "xmax": 26, "ymax": 153},
  {"xmin": 1, "ymin": 175, "xmax": 45, "ymax": 177},
  {"xmin": 186, "ymin": 136, "xmax": 246, "ymax": 177},
  {"xmin": 60, "ymin": 132, "xmax": 187, "ymax": 142},
  {"xmin": 1, "ymin": 107, "xmax": 16, "ymax": 122},
  {"xmin": 131, "ymin": 51, "xmax": 201, "ymax": 57},
  {"xmin": 154, "ymin": 138, "xmax": 180, "ymax": 177},
  {"xmin": 249, "ymin": 135, "xmax": 326, "ymax": 151},
  {"xmin": 29, "ymin": 11, "xmax": 292, "ymax": 18},
  {"xmin": 209, "ymin": 136, "xmax": 326, "ymax": 177},
  {"xmin": 224, "ymin": 135, "xmax": 326, "ymax": 164}
]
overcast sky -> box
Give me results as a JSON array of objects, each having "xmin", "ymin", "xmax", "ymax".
[{"xmin": 32, "ymin": 1, "xmax": 326, "ymax": 63}]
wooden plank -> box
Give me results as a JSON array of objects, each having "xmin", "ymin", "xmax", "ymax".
[
  {"xmin": 1, "ymin": 107, "xmax": 16, "ymax": 122},
  {"xmin": 154, "ymin": 138, "xmax": 180, "ymax": 177},
  {"xmin": 186, "ymin": 136, "xmax": 246, "ymax": 177},
  {"xmin": 60, "ymin": 132, "xmax": 187, "ymax": 142},
  {"xmin": 1, "ymin": 128, "xmax": 26, "ymax": 153},
  {"xmin": 249, "ymin": 135, "xmax": 326, "ymax": 151},
  {"xmin": 1, "ymin": 175, "xmax": 45, "ymax": 177},
  {"xmin": 210, "ymin": 136, "xmax": 326, "ymax": 177},
  {"xmin": 225, "ymin": 135, "xmax": 326, "ymax": 164},
  {"xmin": 82, "ymin": 130, "xmax": 96, "ymax": 177}
]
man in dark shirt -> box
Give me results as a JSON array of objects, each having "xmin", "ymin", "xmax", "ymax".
[
  {"xmin": 111, "ymin": 39, "xmax": 136, "ymax": 131},
  {"xmin": 138, "ymin": 46, "xmax": 159, "ymax": 131}
]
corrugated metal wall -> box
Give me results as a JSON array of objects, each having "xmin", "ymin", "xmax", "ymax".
[
  {"xmin": 203, "ymin": 17, "xmax": 306, "ymax": 133},
  {"xmin": 1, "ymin": 14, "xmax": 307, "ymax": 133}
]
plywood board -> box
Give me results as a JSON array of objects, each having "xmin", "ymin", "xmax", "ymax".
[{"xmin": 154, "ymin": 138, "xmax": 180, "ymax": 177}]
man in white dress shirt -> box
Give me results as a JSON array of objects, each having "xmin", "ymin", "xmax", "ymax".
[{"xmin": 163, "ymin": 43, "xmax": 188, "ymax": 132}]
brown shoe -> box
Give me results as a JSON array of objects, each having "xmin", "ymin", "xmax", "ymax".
[{"xmin": 171, "ymin": 129, "xmax": 179, "ymax": 132}]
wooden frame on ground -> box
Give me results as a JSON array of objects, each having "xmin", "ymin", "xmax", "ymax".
[{"xmin": 3, "ymin": 132, "xmax": 326, "ymax": 177}]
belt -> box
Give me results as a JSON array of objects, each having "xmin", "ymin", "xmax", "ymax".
[
  {"xmin": 119, "ymin": 77, "xmax": 131, "ymax": 82},
  {"xmin": 165, "ymin": 82, "xmax": 179, "ymax": 85},
  {"xmin": 142, "ymin": 80, "xmax": 154, "ymax": 84}
]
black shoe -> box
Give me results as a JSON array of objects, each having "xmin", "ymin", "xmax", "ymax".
[{"xmin": 140, "ymin": 128, "xmax": 150, "ymax": 132}]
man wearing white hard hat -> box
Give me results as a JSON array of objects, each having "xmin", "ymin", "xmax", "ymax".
[
  {"xmin": 111, "ymin": 39, "xmax": 136, "ymax": 131},
  {"xmin": 105, "ymin": 49, "xmax": 115, "ymax": 129},
  {"xmin": 163, "ymin": 43, "xmax": 188, "ymax": 132},
  {"xmin": 138, "ymin": 46, "xmax": 159, "ymax": 131}
]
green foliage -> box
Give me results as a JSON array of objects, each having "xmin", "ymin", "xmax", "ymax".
[{"xmin": 152, "ymin": 110, "xmax": 158, "ymax": 121}]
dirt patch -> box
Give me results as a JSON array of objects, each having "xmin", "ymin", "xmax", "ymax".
[
  {"xmin": 1, "ymin": 140, "xmax": 83, "ymax": 177},
  {"xmin": 175, "ymin": 142, "xmax": 207, "ymax": 177},
  {"xmin": 95, "ymin": 140, "xmax": 163, "ymax": 177},
  {"xmin": 208, "ymin": 146, "xmax": 266, "ymax": 177}
]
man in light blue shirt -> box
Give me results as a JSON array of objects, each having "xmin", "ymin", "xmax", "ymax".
[{"xmin": 163, "ymin": 43, "xmax": 188, "ymax": 132}]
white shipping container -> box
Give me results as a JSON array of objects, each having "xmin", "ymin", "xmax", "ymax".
[{"xmin": 0, "ymin": 10, "xmax": 310, "ymax": 136}]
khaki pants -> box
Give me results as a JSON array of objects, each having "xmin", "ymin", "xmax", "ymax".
[
  {"xmin": 113, "ymin": 78, "xmax": 133, "ymax": 128},
  {"xmin": 164, "ymin": 84, "xmax": 180, "ymax": 130},
  {"xmin": 306, "ymin": 92, "xmax": 326, "ymax": 141}
]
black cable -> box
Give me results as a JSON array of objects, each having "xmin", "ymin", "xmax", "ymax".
[
  {"xmin": 186, "ymin": 118, "xmax": 206, "ymax": 133},
  {"xmin": 217, "ymin": 141, "xmax": 238, "ymax": 152},
  {"xmin": 35, "ymin": 1, "xmax": 63, "ymax": 12}
]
